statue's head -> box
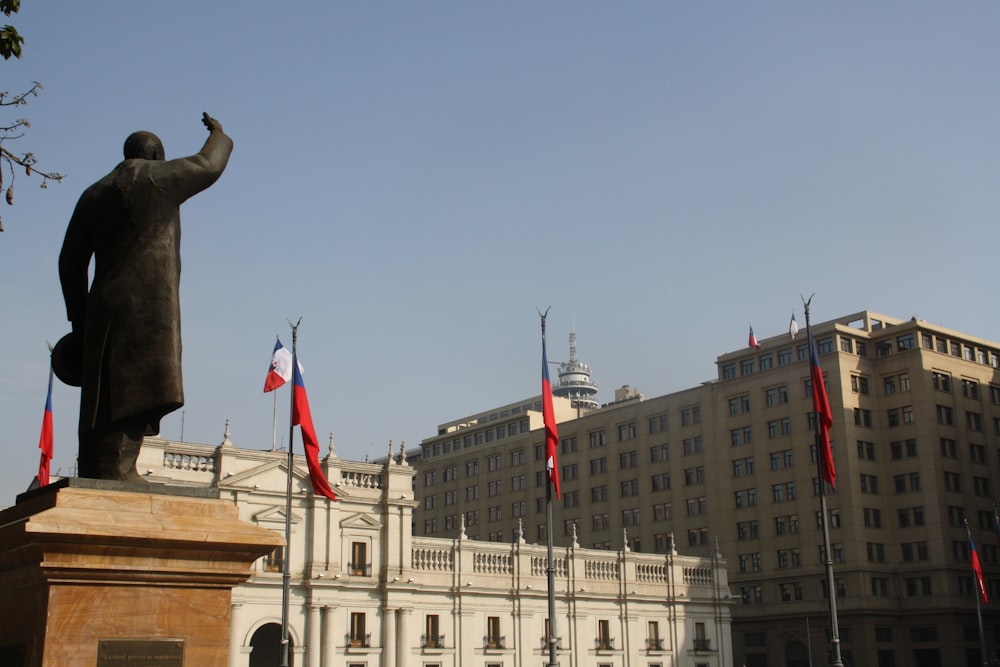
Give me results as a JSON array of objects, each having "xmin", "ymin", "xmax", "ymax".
[{"xmin": 123, "ymin": 131, "xmax": 165, "ymax": 161}]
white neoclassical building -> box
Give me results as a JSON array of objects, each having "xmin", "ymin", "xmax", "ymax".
[{"xmin": 137, "ymin": 430, "xmax": 733, "ymax": 667}]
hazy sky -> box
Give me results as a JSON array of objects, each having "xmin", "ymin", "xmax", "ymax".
[{"xmin": 2, "ymin": 2, "xmax": 999, "ymax": 505}]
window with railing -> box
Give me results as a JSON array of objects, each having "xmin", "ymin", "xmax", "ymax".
[
  {"xmin": 348, "ymin": 612, "xmax": 369, "ymax": 647},
  {"xmin": 349, "ymin": 541, "xmax": 370, "ymax": 576},
  {"xmin": 693, "ymin": 622, "xmax": 711, "ymax": 651},
  {"xmin": 263, "ymin": 546, "xmax": 283, "ymax": 573},
  {"xmin": 485, "ymin": 616, "xmax": 504, "ymax": 649},
  {"xmin": 422, "ymin": 614, "xmax": 443, "ymax": 648},
  {"xmin": 540, "ymin": 618, "xmax": 561, "ymax": 649},
  {"xmin": 597, "ymin": 619, "xmax": 614, "ymax": 650},
  {"xmin": 647, "ymin": 621, "xmax": 663, "ymax": 650}
]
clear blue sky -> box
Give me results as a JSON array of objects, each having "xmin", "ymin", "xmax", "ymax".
[{"xmin": 2, "ymin": 2, "xmax": 999, "ymax": 505}]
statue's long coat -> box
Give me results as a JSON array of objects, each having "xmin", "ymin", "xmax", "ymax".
[{"xmin": 59, "ymin": 130, "xmax": 232, "ymax": 436}]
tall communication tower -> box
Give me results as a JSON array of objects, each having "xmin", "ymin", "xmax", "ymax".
[{"xmin": 553, "ymin": 330, "xmax": 599, "ymax": 411}]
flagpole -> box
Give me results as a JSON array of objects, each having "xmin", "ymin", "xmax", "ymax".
[
  {"xmin": 966, "ymin": 519, "xmax": 989, "ymax": 666},
  {"xmin": 539, "ymin": 308, "xmax": 559, "ymax": 667},
  {"xmin": 280, "ymin": 317, "xmax": 301, "ymax": 667},
  {"xmin": 272, "ymin": 388, "xmax": 279, "ymax": 452},
  {"xmin": 803, "ymin": 295, "xmax": 843, "ymax": 667}
]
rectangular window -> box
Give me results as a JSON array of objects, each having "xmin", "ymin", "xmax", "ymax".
[
  {"xmin": 264, "ymin": 545, "xmax": 284, "ymax": 573},
  {"xmin": 651, "ymin": 473, "xmax": 670, "ymax": 491},
  {"xmin": 650, "ymin": 443, "xmax": 669, "ymax": 462},
  {"xmin": 425, "ymin": 614, "xmax": 441, "ymax": 648},
  {"xmin": 487, "ymin": 616, "xmax": 503, "ymax": 649},
  {"xmin": 350, "ymin": 612, "xmax": 368, "ymax": 647},
  {"xmin": 351, "ymin": 542, "xmax": 368, "ymax": 576},
  {"xmin": 597, "ymin": 619, "xmax": 612, "ymax": 649},
  {"xmin": 619, "ymin": 450, "xmax": 638, "ymax": 469},
  {"xmin": 694, "ymin": 622, "xmax": 709, "ymax": 650},
  {"xmin": 647, "ymin": 621, "xmax": 662, "ymax": 651},
  {"xmin": 617, "ymin": 422, "xmax": 637, "ymax": 441}
]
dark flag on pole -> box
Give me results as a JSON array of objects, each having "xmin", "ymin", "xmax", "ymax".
[
  {"xmin": 809, "ymin": 334, "xmax": 836, "ymax": 488},
  {"xmin": 542, "ymin": 331, "xmax": 560, "ymax": 500},
  {"xmin": 291, "ymin": 355, "xmax": 336, "ymax": 501}
]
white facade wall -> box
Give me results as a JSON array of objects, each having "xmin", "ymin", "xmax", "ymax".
[{"xmin": 139, "ymin": 435, "xmax": 733, "ymax": 667}]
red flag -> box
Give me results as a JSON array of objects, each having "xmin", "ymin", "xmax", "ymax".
[
  {"xmin": 542, "ymin": 335, "xmax": 560, "ymax": 499},
  {"xmin": 810, "ymin": 335, "xmax": 836, "ymax": 488},
  {"xmin": 970, "ymin": 533, "xmax": 989, "ymax": 605},
  {"xmin": 292, "ymin": 356, "xmax": 336, "ymax": 501},
  {"xmin": 38, "ymin": 367, "xmax": 54, "ymax": 486},
  {"xmin": 748, "ymin": 325, "xmax": 761, "ymax": 350},
  {"xmin": 263, "ymin": 338, "xmax": 293, "ymax": 392}
]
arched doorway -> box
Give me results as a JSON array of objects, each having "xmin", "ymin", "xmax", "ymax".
[
  {"xmin": 786, "ymin": 640, "xmax": 809, "ymax": 667},
  {"xmin": 250, "ymin": 623, "xmax": 294, "ymax": 667}
]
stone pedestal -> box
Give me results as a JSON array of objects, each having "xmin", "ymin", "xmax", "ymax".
[{"xmin": 0, "ymin": 480, "xmax": 283, "ymax": 667}]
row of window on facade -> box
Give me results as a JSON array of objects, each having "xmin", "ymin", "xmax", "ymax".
[
  {"xmin": 739, "ymin": 573, "xmax": 1000, "ymax": 607},
  {"xmin": 337, "ymin": 613, "xmax": 704, "ymax": 654},
  {"xmin": 423, "ymin": 418, "xmax": 534, "ymax": 459},
  {"xmin": 722, "ymin": 331, "xmax": 1000, "ymax": 381}
]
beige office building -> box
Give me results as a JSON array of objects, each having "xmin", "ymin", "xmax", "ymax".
[
  {"xmin": 137, "ymin": 430, "xmax": 732, "ymax": 667},
  {"xmin": 414, "ymin": 310, "xmax": 1000, "ymax": 667}
]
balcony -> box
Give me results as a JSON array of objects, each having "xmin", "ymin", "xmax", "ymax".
[
  {"xmin": 348, "ymin": 562, "xmax": 372, "ymax": 577},
  {"xmin": 693, "ymin": 638, "xmax": 712, "ymax": 651},
  {"xmin": 646, "ymin": 637, "xmax": 664, "ymax": 651},
  {"xmin": 345, "ymin": 633, "xmax": 371, "ymax": 649},
  {"xmin": 596, "ymin": 637, "xmax": 615, "ymax": 651},
  {"xmin": 421, "ymin": 634, "xmax": 445, "ymax": 649},
  {"xmin": 484, "ymin": 635, "xmax": 506, "ymax": 650}
]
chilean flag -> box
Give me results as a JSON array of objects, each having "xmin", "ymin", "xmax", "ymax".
[
  {"xmin": 542, "ymin": 335, "xmax": 560, "ymax": 500},
  {"xmin": 37, "ymin": 367, "xmax": 54, "ymax": 486},
  {"xmin": 748, "ymin": 325, "xmax": 761, "ymax": 350},
  {"xmin": 292, "ymin": 356, "xmax": 336, "ymax": 500},
  {"xmin": 810, "ymin": 334, "xmax": 836, "ymax": 488},
  {"xmin": 263, "ymin": 338, "xmax": 294, "ymax": 392},
  {"xmin": 970, "ymin": 533, "xmax": 989, "ymax": 605}
]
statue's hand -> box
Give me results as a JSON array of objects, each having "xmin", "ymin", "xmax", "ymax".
[{"xmin": 202, "ymin": 112, "xmax": 223, "ymax": 133}]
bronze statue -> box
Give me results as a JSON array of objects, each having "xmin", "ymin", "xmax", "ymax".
[{"xmin": 55, "ymin": 113, "xmax": 233, "ymax": 481}]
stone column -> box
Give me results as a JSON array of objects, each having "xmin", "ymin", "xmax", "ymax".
[
  {"xmin": 321, "ymin": 605, "xmax": 337, "ymax": 667},
  {"xmin": 228, "ymin": 601, "xmax": 244, "ymax": 667},
  {"xmin": 383, "ymin": 607, "xmax": 397, "ymax": 667},
  {"xmin": 307, "ymin": 603, "xmax": 322, "ymax": 667},
  {"xmin": 396, "ymin": 608, "xmax": 411, "ymax": 666}
]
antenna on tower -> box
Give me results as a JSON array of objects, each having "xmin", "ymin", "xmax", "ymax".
[{"xmin": 552, "ymin": 325, "xmax": 599, "ymax": 411}]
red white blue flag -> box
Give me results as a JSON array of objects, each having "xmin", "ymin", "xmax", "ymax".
[
  {"xmin": 970, "ymin": 533, "xmax": 989, "ymax": 605},
  {"xmin": 292, "ymin": 356, "xmax": 336, "ymax": 501},
  {"xmin": 263, "ymin": 338, "xmax": 294, "ymax": 392},
  {"xmin": 748, "ymin": 325, "xmax": 761, "ymax": 350},
  {"xmin": 789, "ymin": 313, "xmax": 799, "ymax": 340},
  {"xmin": 542, "ymin": 335, "xmax": 560, "ymax": 500},
  {"xmin": 810, "ymin": 334, "xmax": 836, "ymax": 488},
  {"xmin": 37, "ymin": 367, "xmax": 54, "ymax": 486}
]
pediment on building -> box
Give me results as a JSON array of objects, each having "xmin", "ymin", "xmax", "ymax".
[
  {"xmin": 221, "ymin": 458, "xmax": 311, "ymax": 492},
  {"xmin": 253, "ymin": 506, "xmax": 303, "ymax": 526},
  {"xmin": 340, "ymin": 512, "xmax": 382, "ymax": 530}
]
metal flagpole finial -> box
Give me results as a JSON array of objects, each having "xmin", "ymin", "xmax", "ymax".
[
  {"xmin": 536, "ymin": 306, "xmax": 551, "ymax": 336},
  {"xmin": 800, "ymin": 293, "xmax": 815, "ymax": 316}
]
